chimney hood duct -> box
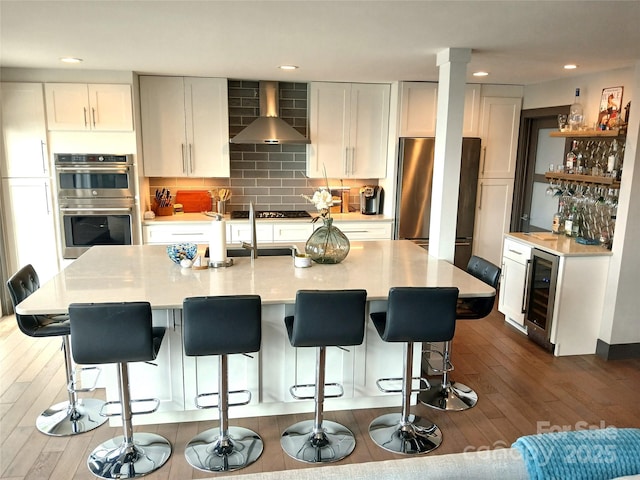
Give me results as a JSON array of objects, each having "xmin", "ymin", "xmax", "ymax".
[{"xmin": 230, "ymin": 81, "xmax": 310, "ymax": 145}]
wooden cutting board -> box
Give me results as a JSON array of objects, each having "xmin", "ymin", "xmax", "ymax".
[{"xmin": 175, "ymin": 190, "xmax": 211, "ymax": 213}]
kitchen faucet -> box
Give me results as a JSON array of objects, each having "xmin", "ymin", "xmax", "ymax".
[{"xmin": 241, "ymin": 202, "xmax": 258, "ymax": 259}]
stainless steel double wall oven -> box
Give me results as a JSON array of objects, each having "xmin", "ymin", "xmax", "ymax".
[{"xmin": 54, "ymin": 154, "xmax": 139, "ymax": 259}]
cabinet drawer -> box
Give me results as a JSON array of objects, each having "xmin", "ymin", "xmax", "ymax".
[
  {"xmin": 503, "ymin": 238, "xmax": 532, "ymax": 264},
  {"xmin": 228, "ymin": 224, "xmax": 273, "ymax": 244},
  {"xmin": 273, "ymin": 223, "xmax": 314, "ymax": 242},
  {"xmin": 143, "ymin": 224, "xmax": 220, "ymax": 245},
  {"xmin": 332, "ymin": 221, "xmax": 393, "ymax": 241}
]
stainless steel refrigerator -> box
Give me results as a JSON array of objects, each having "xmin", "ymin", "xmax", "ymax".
[{"xmin": 394, "ymin": 137, "xmax": 481, "ymax": 269}]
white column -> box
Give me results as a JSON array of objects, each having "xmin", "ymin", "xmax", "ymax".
[{"xmin": 428, "ymin": 48, "xmax": 471, "ymax": 263}]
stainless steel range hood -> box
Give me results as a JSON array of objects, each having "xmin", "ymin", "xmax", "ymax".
[{"xmin": 230, "ymin": 81, "xmax": 310, "ymax": 144}]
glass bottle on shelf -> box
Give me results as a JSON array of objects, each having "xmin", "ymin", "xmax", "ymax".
[
  {"xmin": 564, "ymin": 205, "xmax": 576, "ymax": 237},
  {"xmin": 568, "ymin": 88, "xmax": 584, "ymax": 131},
  {"xmin": 566, "ymin": 140, "xmax": 577, "ymax": 174}
]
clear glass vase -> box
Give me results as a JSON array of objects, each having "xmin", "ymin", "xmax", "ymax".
[{"xmin": 305, "ymin": 217, "xmax": 350, "ymax": 264}]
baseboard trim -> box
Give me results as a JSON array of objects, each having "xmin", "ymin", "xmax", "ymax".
[{"xmin": 596, "ymin": 339, "xmax": 640, "ymax": 360}]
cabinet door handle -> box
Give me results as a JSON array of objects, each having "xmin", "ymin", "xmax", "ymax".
[
  {"xmin": 40, "ymin": 140, "xmax": 47, "ymax": 175},
  {"xmin": 478, "ymin": 182, "xmax": 484, "ymax": 210},
  {"xmin": 508, "ymin": 248, "xmax": 523, "ymax": 256},
  {"xmin": 521, "ymin": 258, "xmax": 532, "ymax": 313},
  {"xmin": 189, "ymin": 144, "xmax": 193, "ymax": 174},
  {"xmin": 351, "ymin": 147, "xmax": 356, "ymax": 175},
  {"xmin": 345, "ymin": 147, "xmax": 349, "ymax": 176},
  {"xmin": 481, "ymin": 146, "xmax": 487, "ymax": 175},
  {"xmin": 181, "ymin": 144, "xmax": 187, "ymax": 174},
  {"xmin": 83, "ymin": 107, "xmax": 88, "ymax": 127},
  {"xmin": 91, "ymin": 107, "xmax": 96, "ymax": 128},
  {"xmin": 44, "ymin": 182, "xmax": 51, "ymax": 215}
]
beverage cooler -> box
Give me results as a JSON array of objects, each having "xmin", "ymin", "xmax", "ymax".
[{"xmin": 524, "ymin": 248, "xmax": 559, "ymax": 352}]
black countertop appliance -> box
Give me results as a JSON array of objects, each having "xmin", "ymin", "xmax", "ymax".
[{"xmin": 359, "ymin": 186, "xmax": 383, "ymax": 214}]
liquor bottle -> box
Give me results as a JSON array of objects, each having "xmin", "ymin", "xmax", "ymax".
[
  {"xmin": 568, "ymin": 88, "xmax": 584, "ymax": 131},
  {"xmin": 552, "ymin": 199, "xmax": 565, "ymax": 234},
  {"xmin": 565, "ymin": 140, "xmax": 577, "ymax": 174},
  {"xmin": 564, "ymin": 206, "xmax": 576, "ymax": 237}
]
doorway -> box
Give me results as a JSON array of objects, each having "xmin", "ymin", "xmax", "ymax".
[{"xmin": 512, "ymin": 106, "xmax": 569, "ymax": 232}]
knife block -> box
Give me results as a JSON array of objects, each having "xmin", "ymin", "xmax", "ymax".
[{"xmin": 152, "ymin": 200, "xmax": 174, "ymax": 216}]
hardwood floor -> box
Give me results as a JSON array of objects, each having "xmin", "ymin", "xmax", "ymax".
[{"xmin": 2, "ymin": 308, "xmax": 639, "ymax": 479}]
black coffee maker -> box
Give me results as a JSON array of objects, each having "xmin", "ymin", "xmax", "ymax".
[{"xmin": 359, "ymin": 186, "xmax": 383, "ymax": 214}]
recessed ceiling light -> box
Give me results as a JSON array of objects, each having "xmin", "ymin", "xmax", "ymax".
[
  {"xmin": 473, "ymin": 71, "xmax": 489, "ymax": 77},
  {"xmin": 60, "ymin": 57, "xmax": 83, "ymax": 64},
  {"xmin": 564, "ymin": 64, "xmax": 578, "ymax": 70},
  {"xmin": 278, "ymin": 65, "xmax": 298, "ymax": 71}
]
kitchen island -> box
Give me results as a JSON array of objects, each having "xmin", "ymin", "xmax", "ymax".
[{"xmin": 17, "ymin": 240, "xmax": 494, "ymax": 425}]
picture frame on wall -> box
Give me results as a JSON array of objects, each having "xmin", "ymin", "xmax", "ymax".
[{"xmin": 597, "ymin": 86, "xmax": 623, "ymax": 130}]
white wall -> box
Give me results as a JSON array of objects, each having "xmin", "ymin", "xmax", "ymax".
[
  {"xmin": 524, "ymin": 67, "xmax": 634, "ymax": 124},
  {"xmin": 524, "ymin": 64, "xmax": 640, "ymax": 348}
]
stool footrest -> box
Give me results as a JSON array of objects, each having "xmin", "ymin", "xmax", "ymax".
[
  {"xmin": 195, "ymin": 389, "xmax": 252, "ymax": 409},
  {"xmin": 99, "ymin": 398, "xmax": 160, "ymax": 417},
  {"xmin": 375, "ymin": 376, "xmax": 431, "ymax": 393},
  {"xmin": 68, "ymin": 366, "xmax": 101, "ymax": 393},
  {"xmin": 289, "ymin": 382, "xmax": 344, "ymax": 400},
  {"xmin": 423, "ymin": 347, "xmax": 454, "ymax": 375}
]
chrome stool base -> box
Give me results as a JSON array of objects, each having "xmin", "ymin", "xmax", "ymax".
[
  {"xmin": 185, "ymin": 426, "xmax": 263, "ymax": 473},
  {"xmin": 419, "ymin": 379, "xmax": 478, "ymax": 411},
  {"xmin": 87, "ymin": 432, "xmax": 172, "ymax": 479},
  {"xmin": 36, "ymin": 398, "xmax": 107, "ymax": 436},
  {"xmin": 281, "ymin": 419, "xmax": 356, "ymax": 463},
  {"xmin": 369, "ymin": 413, "xmax": 442, "ymax": 455}
]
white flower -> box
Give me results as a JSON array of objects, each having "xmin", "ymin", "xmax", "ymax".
[{"xmin": 302, "ymin": 187, "xmax": 333, "ymax": 218}]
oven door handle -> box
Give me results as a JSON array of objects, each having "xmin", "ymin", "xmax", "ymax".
[
  {"xmin": 55, "ymin": 166, "xmax": 131, "ymax": 173},
  {"xmin": 60, "ymin": 207, "xmax": 133, "ymax": 213}
]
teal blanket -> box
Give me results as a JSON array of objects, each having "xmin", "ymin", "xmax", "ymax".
[{"xmin": 512, "ymin": 428, "xmax": 640, "ymax": 480}]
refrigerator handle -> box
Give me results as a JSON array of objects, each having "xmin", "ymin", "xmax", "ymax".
[
  {"xmin": 481, "ymin": 146, "xmax": 487, "ymax": 175},
  {"xmin": 478, "ymin": 182, "xmax": 484, "ymax": 210},
  {"xmin": 521, "ymin": 258, "xmax": 532, "ymax": 313}
]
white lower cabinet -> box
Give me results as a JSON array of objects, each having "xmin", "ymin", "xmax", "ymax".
[
  {"xmin": 330, "ymin": 221, "xmax": 393, "ymax": 241},
  {"xmin": 143, "ymin": 219, "xmax": 393, "ymax": 246},
  {"xmin": 472, "ymin": 178, "xmax": 514, "ymax": 267},
  {"xmin": 103, "ymin": 310, "xmax": 184, "ymax": 423},
  {"xmin": 498, "ymin": 238, "xmax": 532, "ymax": 332},
  {"xmin": 143, "ymin": 223, "xmax": 230, "ymax": 245},
  {"xmin": 272, "ymin": 222, "xmax": 314, "ymax": 242},
  {"xmin": 2, "ymin": 178, "xmax": 59, "ymax": 283}
]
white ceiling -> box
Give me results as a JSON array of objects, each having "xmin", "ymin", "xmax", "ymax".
[{"xmin": 1, "ymin": 0, "xmax": 639, "ymax": 85}]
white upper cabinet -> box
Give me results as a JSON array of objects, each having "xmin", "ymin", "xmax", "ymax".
[
  {"xmin": 44, "ymin": 83, "xmax": 133, "ymax": 131},
  {"xmin": 139, "ymin": 76, "xmax": 230, "ymax": 178},
  {"xmin": 1, "ymin": 82, "xmax": 49, "ymax": 177},
  {"xmin": 399, "ymin": 82, "xmax": 481, "ymax": 137},
  {"xmin": 307, "ymin": 82, "xmax": 390, "ymax": 179},
  {"xmin": 478, "ymin": 96, "xmax": 522, "ymax": 178}
]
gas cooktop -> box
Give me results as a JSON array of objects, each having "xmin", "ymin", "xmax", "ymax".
[{"xmin": 230, "ymin": 210, "xmax": 312, "ymax": 219}]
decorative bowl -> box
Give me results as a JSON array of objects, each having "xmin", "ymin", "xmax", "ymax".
[{"xmin": 166, "ymin": 243, "xmax": 198, "ymax": 264}]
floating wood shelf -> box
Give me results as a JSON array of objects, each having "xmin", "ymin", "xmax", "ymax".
[
  {"xmin": 545, "ymin": 172, "xmax": 620, "ymax": 187},
  {"xmin": 549, "ymin": 129, "xmax": 621, "ymax": 138}
]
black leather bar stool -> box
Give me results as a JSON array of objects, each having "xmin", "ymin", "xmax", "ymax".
[
  {"xmin": 369, "ymin": 287, "xmax": 458, "ymax": 455},
  {"xmin": 281, "ymin": 289, "xmax": 367, "ymax": 464},
  {"xmin": 6, "ymin": 264, "xmax": 106, "ymax": 436},
  {"xmin": 182, "ymin": 295, "xmax": 263, "ymax": 473},
  {"xmin": 69, "ymin": 302, "xmax": 172, "ymax": 479},
  {"xmin": 420, "ymin": 256, "xmax": 501, "ymax": 411}
]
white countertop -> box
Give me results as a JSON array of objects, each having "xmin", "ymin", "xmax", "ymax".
[
  {"xmin": 506, "ymin": 232, "xmax": 613, "ymax": 257},
  {"xmin": 17, "ymin": 240, "xmax": 494, "ymax": 315},
  {"xmin": 143, "ymin": 212, "xmax": 394, "ymax": 226}
]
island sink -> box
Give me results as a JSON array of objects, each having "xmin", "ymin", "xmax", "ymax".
[
  {"xmin": 204, "ymin": 246, "xmax": 295, "ymax": 258},
  {"xmin": 226, "ymin": 246, "xmax": 294, "ymax": 257}
]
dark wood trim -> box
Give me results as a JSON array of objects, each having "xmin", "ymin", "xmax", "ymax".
[
  {"xmin": 512, "ymin": 105, "xmax": 570, "ymax": 231},
  {"xmin": 596, "ymin": 339, "xmax": 640, "ymax": 360}
]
